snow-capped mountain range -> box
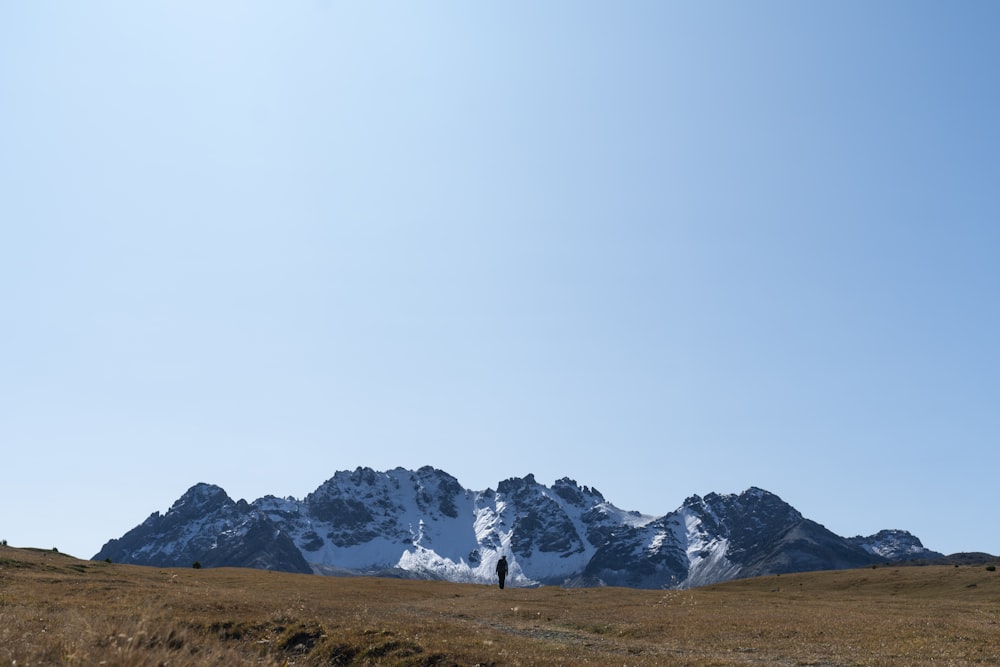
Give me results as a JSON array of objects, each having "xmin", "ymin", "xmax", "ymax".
[{"xmin": 94, "ymin": 467, "xmax": 942, "ymax": 589}]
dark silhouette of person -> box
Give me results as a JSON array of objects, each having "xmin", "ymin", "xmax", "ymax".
[{"xmin": 496, "ymin": 555, "xmax": 508, "ymax": 589}]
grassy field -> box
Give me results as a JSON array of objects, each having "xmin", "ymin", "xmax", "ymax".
[{"xmin": 1, "ymin": 545, "xmax": 998, "ymax": 666}]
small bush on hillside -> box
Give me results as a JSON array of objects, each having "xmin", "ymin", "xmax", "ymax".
[
  {"xmin": 987, "ymin": 565, "xmax": 996, "ymax": 572},
  {"xmin": 193, "ymin": 561, "xmax": 202, "ymax": 569}
]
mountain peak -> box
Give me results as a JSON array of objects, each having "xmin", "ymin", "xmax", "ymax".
[
  {"xmin": 848, "ymin": 529, "xmax": 941, "ymax": 560},
  {"xmin": 552, "ymin": 477, "xmax": 605, "ymax": 506},
  {"xmin": 169, "ymin": 483, "xmax": 233, "ymax": 515}
]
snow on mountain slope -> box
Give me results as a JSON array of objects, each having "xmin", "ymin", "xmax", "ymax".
[
  {"xmin": 95, "ymin": 483, "xmax": 311, "ymax": 573},
  {"xmin": 673, "ymin": 504, "xmax": 739, "ymax": 589},
  {"xmin": 94, "ymin": 468, "xmax": 945, "ymax": 589},
  {"xmin": 848, "ymin": 529, "xmax": 940, "ymax": 560},
  {"xmin": 256, "ymin": 467, "xmax": 480, "ymax": 572}
]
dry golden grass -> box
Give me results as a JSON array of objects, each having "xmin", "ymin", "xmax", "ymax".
[{"xmin": 1, "ymin": 545, "xmax": 999, "ymax": 666}]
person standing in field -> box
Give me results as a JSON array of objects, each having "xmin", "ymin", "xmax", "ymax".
[{"xmin": 496, "ymin": 555, "xmax": 508, "ymax": 589}]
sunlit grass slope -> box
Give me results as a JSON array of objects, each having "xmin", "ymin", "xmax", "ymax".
[{"xmin": 1, "ymin": 545, "xmax": 998, "ymax": 665}]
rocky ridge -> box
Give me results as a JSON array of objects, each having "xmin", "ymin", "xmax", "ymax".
[{"xmin": 94, "ymin": 466, "xmax": 944, "ymax": 589}]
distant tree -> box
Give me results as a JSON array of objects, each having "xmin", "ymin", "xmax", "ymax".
[
  {"xmin": 104, "ymin": 558, "xmax": 112, "ymax": 564},
  {"xmin": 52, "ymin": 547, "xmax": 59, "ymax": 553},
  {"xmin": 192, "ymin": 561, "xmax": 202, "ymax": 569},
  {"xmin": 987, "ymin": 565, "xmax": 996, "ymax": 572}
]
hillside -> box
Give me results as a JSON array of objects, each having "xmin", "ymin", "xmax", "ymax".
[{"xmin": 3, "ymin": 544, "xmax": 999, "ymax": 666}]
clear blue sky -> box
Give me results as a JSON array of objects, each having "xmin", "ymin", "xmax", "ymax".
[{"xmin": 2, "ymin": 1, "xmax": 998, "ymax": 560}]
